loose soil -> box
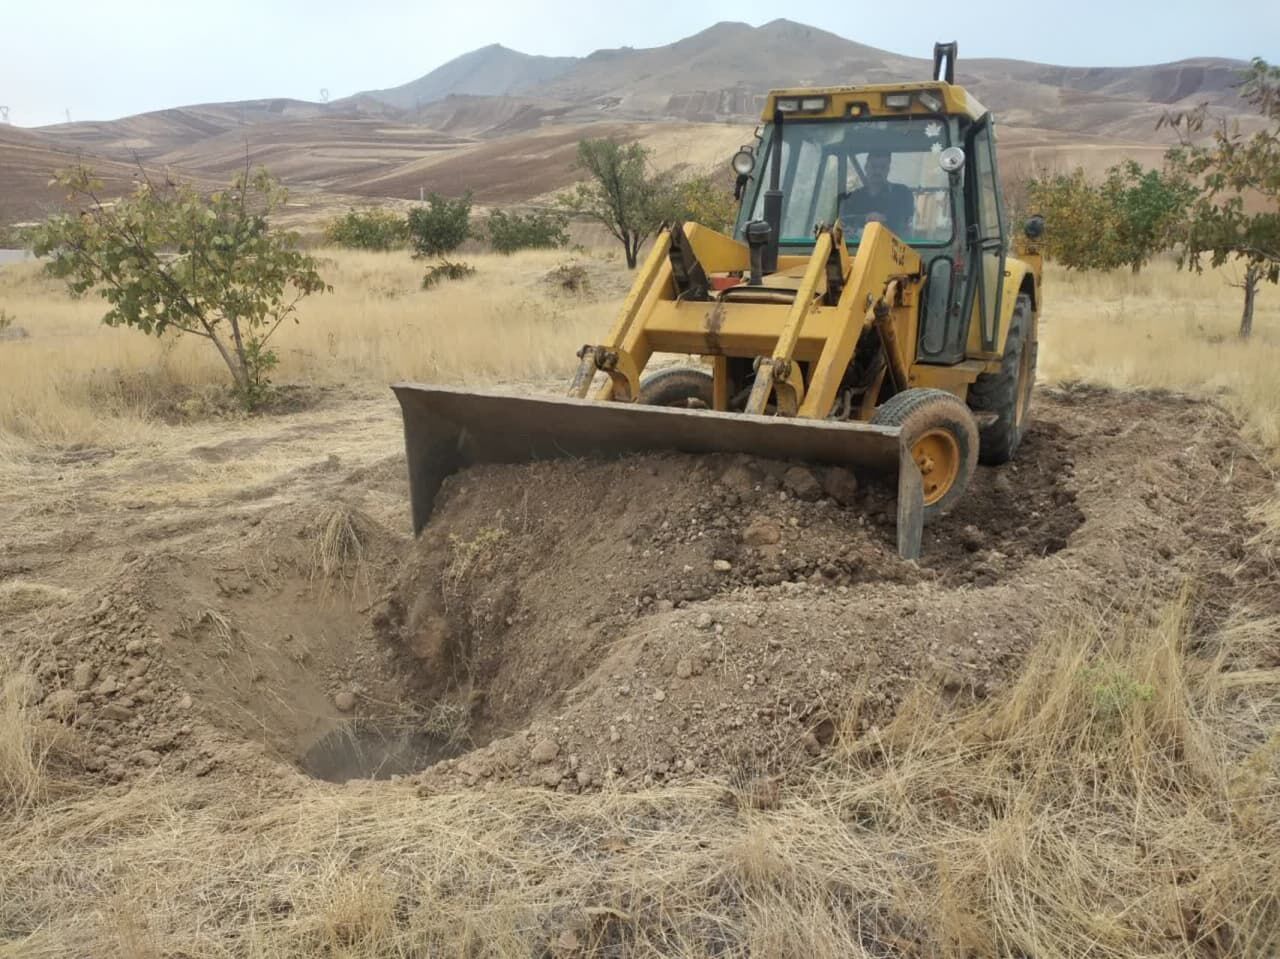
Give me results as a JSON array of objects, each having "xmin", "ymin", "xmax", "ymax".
[{"xmin": 1, "ymin": 385, "xmax": 1273, "ymax": 796}]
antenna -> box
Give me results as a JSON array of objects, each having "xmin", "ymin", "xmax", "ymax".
[
  {"xmin": 0, "ymin": 106, "xmax": 9, "ymax": 124},
  {"xmin": 64, "ymin": 107, "xmax": 72, "ymax": 124},
  {"xmin": 319, "ymin": 88, "xmax": 330, "ymax": 104}
]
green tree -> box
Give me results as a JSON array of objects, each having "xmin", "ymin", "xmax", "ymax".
[
  {"xmin": 1027, "ymin": 162, "xmax": 1192, "ymax": 272},
  {"xmin": 324, "ymin": 207, "xmax": 408, "ymax": 250},
  {"xmin": 407, "ymin": 192, "xmax": 474, "ymax": 287},
  {"xmin": 1165, "ymin": 58, "xmax": 1280, "ymax": 337},
  {"xmin": 561, "ymin": 139, "xmax": 743, "ymax": 268},
  {"xmin": 485, "ymin": 208, "xmax": 570, "ymax": 254},
  {"xmin": 29, "ymin": 165, "xmax": 328, "ymax": 409},
  {"xmin": 660, "ymin": 175, "xmax": 738, "ymax": 234},
  {"xmin": 560, "ymin": 139, "xmax": 663, "ymax": 268}
]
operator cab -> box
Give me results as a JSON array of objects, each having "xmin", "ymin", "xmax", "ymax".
[{"xmin": 729, "ymin": 44, "xmax": 1010, "ymax": 364}]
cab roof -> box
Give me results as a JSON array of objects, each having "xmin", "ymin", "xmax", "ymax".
[{"xmin": 761, "ymin": 81, "xmax": 987, "ymax": 123}]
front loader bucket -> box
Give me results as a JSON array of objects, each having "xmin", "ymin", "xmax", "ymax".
[{"xmin": 391, "ymin": 383, "xmax": 925, "ymax": 559}]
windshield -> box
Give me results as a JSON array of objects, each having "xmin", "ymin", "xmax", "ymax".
[{"xmin": 742, "ymin": 116, "xmax": 956, "ymax": 247}]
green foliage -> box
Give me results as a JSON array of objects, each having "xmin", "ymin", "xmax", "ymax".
[
  {"xmin": 0, "ymin": 309, "xmax": 12, "ymax": 333},
  {"xmin": 1027, "ymin": 161, "xmax": 1194, "ymax": 272},
  {"xmin": 0, "ymin": 223, "xmax": 33, "ymax": 248},
  {"xmin": 559, "ymin": 138, "xmax": 741, "ymax": 268},
  {"xmin": 323, "ymin": 207, "xmax": 408, "ymax": 251},
  {"xmin": 29, "ymin": 165, "xmax": 328, "ymax": 409},
  {"xmin": 484, "ymin": 208, "xmax": 570, "ymax": 254},
  {"xmin": 660, "ymin": 175, "xmax": 738, "ymax": 234},
  {"xmin": 1081, "ymin": 666, "xmax": 1155, "ymax": 722},
  {"xmin": 1164, "ymin": 57, "xmax": 1280, "ymax": 337},
  {"xmin": 407, "ymin": 193, "xmax": 473, "ymax": 287},
  {"xmin": 407, "ymin": 193, "xmax": 472, "ymax": 260},
  {"xmin": 559, "ymin": 139, "xmax": 664, "ymax": 269}
]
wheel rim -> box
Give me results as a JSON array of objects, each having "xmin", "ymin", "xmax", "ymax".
[
  {"xmin": 1014, "ymin": 338, "xmax": 1033, "ymax": 426},
  {"xmin": 912, "ymin": 428, "xmax": 961, "ymax": 506}
]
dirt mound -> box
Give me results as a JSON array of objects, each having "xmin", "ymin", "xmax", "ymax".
[
  {"xmin": 6, "ymin": 386, "xmax": 1272, "ymax": 794},
  {"xmin": 368, "ymin": 387, "xmax": 1269, "ymax": 792}
]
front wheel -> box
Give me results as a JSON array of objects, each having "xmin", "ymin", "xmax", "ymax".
[
  {"xmin": 872, "ymin": 388, "xmax": 979, "ymax": 521},
  {"xmin": 638, "ymin": 368, "xmax": 714, "ymax": 408}
]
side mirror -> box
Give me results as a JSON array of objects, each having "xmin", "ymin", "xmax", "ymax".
[{"xmin": 1024, "ymin": 214, "xmax": 1045, "ymax": 239}]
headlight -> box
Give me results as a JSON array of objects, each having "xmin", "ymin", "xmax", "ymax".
[
  {"xmin": 775, "ymin": 98, "xmax": 800, "ymax": 113},
  {"xmin": 883, "ymin": 92, "xmax": 913, "ymax": 109},
  {"xmin": 917, "ymin": 91, "xmax": 944, "ymax": 112},
  {"xmin": 800, "ymin": 96, "xmax": 828, "ymax": 112},
  {"xmin": 731, "ymin": 148, "xmax": 755, "ymax": 176}
]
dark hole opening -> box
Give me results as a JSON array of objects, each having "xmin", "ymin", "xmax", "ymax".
[{"xmin": 300, "ymin": 721, "xmax": 465, "ymax": 783}]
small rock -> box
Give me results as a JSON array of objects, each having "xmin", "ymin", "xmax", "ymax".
[
  {"xmin": 333, "ymin": 690, "xmax": 357, "ymax": 712},
  {"xmin": 177, "ymin": 694, "xmax": 193, "ymax": 711},
  {"xmin": 782, "ymin": 466, "xmax": 823, "ymax": 502},
  {"xmin": 959, "ymin": 525, "xmax": 985, "ymax": 552},
  {"xmin": 132, "ymin": 749, "xmax": 161, "ymax": 767},
  {"xmin": 675, "ymin": 658, "xmax": 694, "ymax": 680},
  {"xmin": 712, "ymin": 559, "xmax": 732, "ymax": 572},
  {"xmin": 539, "ymin": 766, "xmax": 564, "ymax": 788},
  {"xmin": 124, "ymin": 659, "xmax": 149, "ymax": 679},
  {"xmin": 192, "ymin": 759, "xmax": 216, "ymax": 777},
  {"xmin": 801, "ymin": 731, "xmax": 822, "ymax": 756},
  {"xmin": 125, "ymin": 639, "xmax": 146, "ymax": 655},
  {"xmin": 71, "ymin": 663, "xmax": 96, "ymax": 691},
  {"xmin": 742, "ymin": 519, "xmax": 781, "ymax": 547},
  {"xmin": 100, "ymin": 703, "xmax": 135, "ymax": 722},
  {"xmin": 821, "ymin": 467, "xmax": 860, "ymax": 505},
  {"xmin": 530, "ymin": 739, "xmax": 560, "ymax": 764},
  {"xmin": 652, "ymin": 689, "xmax": 667, "ymax": 703},
  {"xmin": 993, "ymin": 473, "xmax": 1014, "ymax": 495},
  {"xmin": 94, "ymin": 677, "xmax": 120, "ymax": 697},
  {"xmin": 695, "ymin": 612, "xmax": 714, "ymax": 630},
  {"xmin": 554, "ymin": 929, "xmax": 581, "ymax": 955}
]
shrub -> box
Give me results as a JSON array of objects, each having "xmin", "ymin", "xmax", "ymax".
[
  {"xmin": 323, "ymin": 208, "xmax": 408, "ymax": 251},
  {"xmin": 485, "ymin": 209, "xmax": 570, "ymax": 254}
]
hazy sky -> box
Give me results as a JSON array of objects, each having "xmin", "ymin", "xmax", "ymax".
[{"xmin": 4, "ymin": 0, "xmax": 1277, "ymax": 127}]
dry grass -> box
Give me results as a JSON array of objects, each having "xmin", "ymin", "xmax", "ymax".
[
  {"xmin": 0, "ymin": 248, "xmax": 612, "ymax": 449},
  {"xmin": 1, "ymin": 597, "xmax": 1276, "ymax": 957},
  {"xmin": 1041, "ymin": 259, "xmax": 1280, "ymax": 453}
]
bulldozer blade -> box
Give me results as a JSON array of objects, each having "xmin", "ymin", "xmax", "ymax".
[{"xmin": 392, "ymin": 383, "xmax": 925, "ymax": 560}]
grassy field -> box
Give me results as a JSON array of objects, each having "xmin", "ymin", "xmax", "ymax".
[
  {"xmin": 1, "ymin": 247, "xmax": 1278, "ymax": 956},
  {"xmin": 1, "ymin": 248, "xmax": 1277, "ymax": 447}
]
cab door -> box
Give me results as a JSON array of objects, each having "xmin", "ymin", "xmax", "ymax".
[{"xmin": 965, "ymin": 114, "xmax": 1005, "ymax": 353}]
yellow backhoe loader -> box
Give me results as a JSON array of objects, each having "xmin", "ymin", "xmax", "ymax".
[{"xmin": 394, "ymin": 43, "xmax": 1044, "ymax": 559}]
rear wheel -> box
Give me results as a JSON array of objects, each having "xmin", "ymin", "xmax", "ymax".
[
  {"xmin": 872, "ymin": 388, "xmax": 979, "ymax": 521},
  {"xmin": 968, "ymin": 293, "xmax": 1036, "ymax": 465},
  {"xmin": 638, "ymin": 367, "xmax": 715, "ymax": 409}
]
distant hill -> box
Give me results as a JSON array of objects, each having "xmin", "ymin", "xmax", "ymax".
[
  {"xmin": 351, "ymin": 44, "xmax": 578, "ymax": 111},
  {"xmin": 0, "ymin": 21, "xmax": 1258, "ymax": 223}
]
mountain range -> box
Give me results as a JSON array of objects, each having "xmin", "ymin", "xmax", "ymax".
[{"xmin": 0, "ymin": 20, "xmax": 1256, "ymax": 225}]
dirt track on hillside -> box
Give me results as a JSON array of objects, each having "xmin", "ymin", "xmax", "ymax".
[{"xmin": 1, "ymin": 384, "xmax": 1273, "ymax": 795}]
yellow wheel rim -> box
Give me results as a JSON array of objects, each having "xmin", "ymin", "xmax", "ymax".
[{"xmin": 913, "ymin": 428, "xmax": 961, "ymax": 506}]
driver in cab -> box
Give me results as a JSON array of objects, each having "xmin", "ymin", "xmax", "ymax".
[{"xmin": 840, "ymin": 150, "xmax": 914, "ymax": 237}]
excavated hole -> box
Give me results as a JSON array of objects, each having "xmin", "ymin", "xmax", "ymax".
[{"xmin": 299, "ymin": 720, "xmax": 466, "ymax": 783}]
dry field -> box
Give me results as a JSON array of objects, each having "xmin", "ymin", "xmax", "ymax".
[{"xmin": 0, "ymin": 248, "xmax": 1278, "ymax": 957}]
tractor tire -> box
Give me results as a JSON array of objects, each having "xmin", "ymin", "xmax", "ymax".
[
  {"xmin": 638, "ymin": 367, "xmax": 715, "ymax": 409},
  {"xmin": 968, "ymin": 293, "xmax": 1036, "ymax": 465},
  {"xmin": 873, "ymin": 388, "xmax": 979, "ymax": 521}
]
